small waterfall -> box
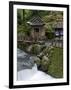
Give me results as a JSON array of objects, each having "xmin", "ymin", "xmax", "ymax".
[
  {"xmin": 17, "ymin": 48, "xmax": 55, "ymax": 81},
  {"xmin": 32, "ymin": 63, "xmax": 38, "ymax": 73},
  {"xmin": 17, "ymin": 64, "xmax": 38, "ymax": 81},
  {"xmin": 18, "ymin": 63, "xmax": 54, "ymax": 81}
]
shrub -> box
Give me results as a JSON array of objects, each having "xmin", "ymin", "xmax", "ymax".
[
  {"xmin": 45, "ymin": 32, "xmax": 55, "ymax": 39},
  {"xmin": 31, "ymin": 44, "xmax": 41, "ymax": 55},
  {"xmin": 47, "ymin": 47, "xmax": 63, "ymax": 78},
  {"xmin": 17, "ymin": 43, "xmax": 29, "ymax": 51}
]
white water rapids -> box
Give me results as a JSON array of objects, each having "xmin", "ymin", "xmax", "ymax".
[
  {"xmin": 17, "ymin": 63, "xmax": 54, "ymax": 81},
  {"xmin": 17, "ymin": 48, "xmax": 54, "ymax": 81}
]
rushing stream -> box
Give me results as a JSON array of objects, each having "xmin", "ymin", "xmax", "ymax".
[
  {"xmin": 17, "ymin": 48, "xmax": 35, "ymax": 71},
  {"xmin": 17, "ymin": 48, "xmax": 54, "ymax": 81}
]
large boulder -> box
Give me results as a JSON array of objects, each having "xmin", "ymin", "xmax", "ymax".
[
  {"xmin": 40, "ymin": 56, "xmax": 50, "ymax": 72},
  {"xmin": 30, "ymin": 56, "xmax": 41, "ymax": 67},
  {"xmin": 30, "ymin": 56, "xmax": 40, "ymax": 62},
  {"xmin": 37, "ymin": 52, "xmax": 44, "ymax": 59},
  {"xmin": 42, "ymin": 56, "xmax": 49, "ymax": 62}
]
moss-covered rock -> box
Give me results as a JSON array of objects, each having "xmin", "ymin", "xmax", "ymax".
[
  {"xmin": 40, "ymin": 56, "xmax": 50, "ymax": 71},
  {"xmin": 42, "ymin": 47, "xmax": 49, "ymax": 55},
  {"xmin": 37, "ymin": 52, "xmax": 44, "ymax": 59},
  {"xmin": 34, "ymin": 57, "xmax": 41, "ymax": 67}
]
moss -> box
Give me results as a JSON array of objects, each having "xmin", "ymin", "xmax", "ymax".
[
  {"xmin": 37, "ymin": 46, "xmax": 63, "ymax": 78},
  {"xmin": 18, "ymin": 42, "xmax": 63, "ymax": 78},
  {"xmin": 47, "ymin": 47, "xmax": 63, "ymax": 78}
]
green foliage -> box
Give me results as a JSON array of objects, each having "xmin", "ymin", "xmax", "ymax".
[
  {"xmin": 17, "ymin": 12, "xmax": 23, "ymax": 25},
  {"xmin": 17, "ymin": 24, "xmax": 31, "ymax": 37},
  {"xmin": 42, "ymin": 46, "xmax": 53, "ymax": 56},
  {"xmin": 17, "ymin": 9, "xmax": 63, "ymax": 78},
  {"xmin": 45, "ymin": 32, "xmax": 55, "ymax": 39},
  {"xmin": 43, "ymin": 11, "xmax": 63, "ymax": 23},
  {"xmin": 17, "ymin": 9, "xmax": 63, "ymax": 34},
  {"xmin": 48, "ymin": 47, "xmax": 63, "ymax": 78},
  {"xmin": 35, "ymin": 46, "xmax": 63, "ymax": 78},
  {"xmin": 17, "ymin": 25, "xmax": 24, "ymax": 33},
  {"xmin": 31, "ymin": 44, "xmax": 41, "ymax": 55},
  {"xmin": 17, "ymin": 43, "xmax": 29, "ymax": 51}
]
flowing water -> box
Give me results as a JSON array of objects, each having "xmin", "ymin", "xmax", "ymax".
[
  {"xmin": 17, "ymin": 48, "xmax": 35, "ymax": 71},
  {"xmin": 17, "ymin": 48, "xmax": 54, "ymax": 81}
]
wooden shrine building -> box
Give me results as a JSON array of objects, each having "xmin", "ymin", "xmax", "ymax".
[{"xmin": 27, "ymin": 16, "xmax": 45, "ymax": 41}]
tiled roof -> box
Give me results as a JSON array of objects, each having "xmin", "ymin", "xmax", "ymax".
[{"xmin": 27, "ymin": 16, "xmax": 45, "ymax": 26}]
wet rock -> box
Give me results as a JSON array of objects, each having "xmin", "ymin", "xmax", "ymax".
[
  {"xmin": 34, "ymin": 57, "xmax": 41, "ymax": 67},
  {"xmin": 45, "ymin": 42, "xmax": 52, "ymax": 47},
  {"xmin": 30, "ymin": 56, "xmax": 41, "ymax": 67},
  {"xmin": 42, "ymin": 56, "xmax": 49, "ymax": 62},
  {"xmin": 17, "ymin": 49, "xmax": 35, "ymax": 71},
  {"xmin": 42, "ymin": 46, "xmax": 49, "ymax": 55},
  {"xmin": 40, "ymin": 56, "xmax": 50, "ymax": 72},
  {"xmin": 46, "ymin": 53, "xmax": 48, "ymax": 57},
  {"xmin": 48, "ymin": 46, "xmax": 54, "ymax": 51},
  {"xmin": 30, "ymin": 56, "xmax": 40, "ymax": 62},
  {"xmin": 37, "ymin": 52, "xmax": 44, "ymax": 59}
]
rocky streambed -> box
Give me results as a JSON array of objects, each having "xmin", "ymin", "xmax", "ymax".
[
  {"xmin": 17, "ymin": 48, "xmax": 55, "ymax": 81},
  {"xmin": 17, "ymin": 44, "xmax": 53, "ymax": 73},
  {"xmin": 17, "ymin": 48, "xmax": 36, "ymax": 71}
]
